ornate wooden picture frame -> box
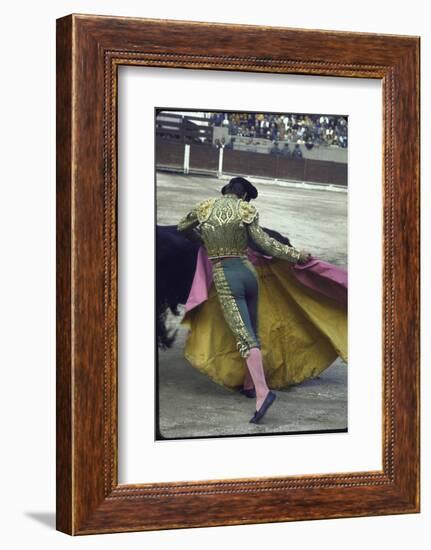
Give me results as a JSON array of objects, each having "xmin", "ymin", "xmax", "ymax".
[{"xmin": 56, "ymin": 14, "xmax": 420, "ymax": 535}]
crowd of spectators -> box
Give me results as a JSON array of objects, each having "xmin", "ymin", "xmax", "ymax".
[{"xmin": 210, "ymin": 112, "xmax": 348, "ymax": 149}]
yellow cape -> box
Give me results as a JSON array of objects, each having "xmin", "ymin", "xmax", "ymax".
[{"xmin": 181, "ymin": 258, "xmax": 347, "ymax": 390}]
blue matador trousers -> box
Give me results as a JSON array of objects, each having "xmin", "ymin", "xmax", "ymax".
[{"xmin": 210, "ymin": 256, "xmax": 261, "ymax": 358}]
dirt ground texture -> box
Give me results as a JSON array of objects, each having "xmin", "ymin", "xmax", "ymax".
[{"xmin": 157, "ymin": 172, "xmax": 348, "ymax": 439}]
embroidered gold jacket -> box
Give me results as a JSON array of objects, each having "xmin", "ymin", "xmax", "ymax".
[{"xmin": 177, "ymin": 194, "xmax": 301, "ymax": 263}]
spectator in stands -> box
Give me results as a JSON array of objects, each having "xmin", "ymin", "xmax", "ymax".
[
  {"xmin": 270, "ymin": 142, "xmax": 281, "ymax": 155},
  {"xmin": 225, "ymin": 138, "xmax": 233, "ymax": 150},
  {"xmin": 293, "ymin": 144, "xmax": 303, "ymax": 159},
  {"xmin": 282, "ymin": 143, "xmax": 292, "ymax": 158}
]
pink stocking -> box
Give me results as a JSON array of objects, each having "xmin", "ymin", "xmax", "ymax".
[
  {"xmin": 243, "ymin": 367, "xmax": 254, "ymax": 390},
  {"xmin": 245, "ymin": 347, "xmax": 270, "ymax": 410}
]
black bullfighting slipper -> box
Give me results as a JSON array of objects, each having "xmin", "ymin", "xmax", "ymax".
[
  {"xmin": 239, "ymin": 387, "xmax": 256, "ymax": 398},
  {"xmin": 249, "ymin": 391, "xmax": 277, "ymax": 424}
]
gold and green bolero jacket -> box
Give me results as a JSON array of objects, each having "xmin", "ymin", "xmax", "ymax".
[{"xmin": 177, "ymin": 194, "xmax": 301, "ymax": 263}]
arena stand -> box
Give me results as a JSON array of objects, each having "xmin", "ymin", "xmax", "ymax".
[{"xmin": 155, "ymin": 111, "xmax": 347, "ymax": 187}]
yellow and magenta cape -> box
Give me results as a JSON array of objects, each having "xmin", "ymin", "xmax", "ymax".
[{"xmin": 181, "ymin": 247, "xmax": 348, "ymax": 390}]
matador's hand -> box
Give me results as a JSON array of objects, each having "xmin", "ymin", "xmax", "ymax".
[{"xmin": 297, "ymin": 250, "xmax": 311, "ymax": 264}]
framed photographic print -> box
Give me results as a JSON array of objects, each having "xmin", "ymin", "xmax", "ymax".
[
  {"xmin": 153, "ymin": 105, "xmax": 348, "ymax": 442},
  {"xmin": 56, "ymin": 14, "xmax": 420, "ymax": 535}
]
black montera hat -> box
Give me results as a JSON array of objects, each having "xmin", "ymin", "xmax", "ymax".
[{"xmin": 221, "ymin": 176, "xmax": 258, "ymax": 200}]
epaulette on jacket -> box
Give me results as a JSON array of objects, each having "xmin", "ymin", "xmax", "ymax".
[
  {"xmin": 197, "ymin": 198, "xmax": 216, "ymax": 223},
  {"xmin": 238, "ymin": 200, "xmax": 258, "ymax": 224}
]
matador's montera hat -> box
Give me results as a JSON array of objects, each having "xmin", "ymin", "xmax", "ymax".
[{"xmin": 221, "ymin": 176, "xmax": 258, "ymax": 201}]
